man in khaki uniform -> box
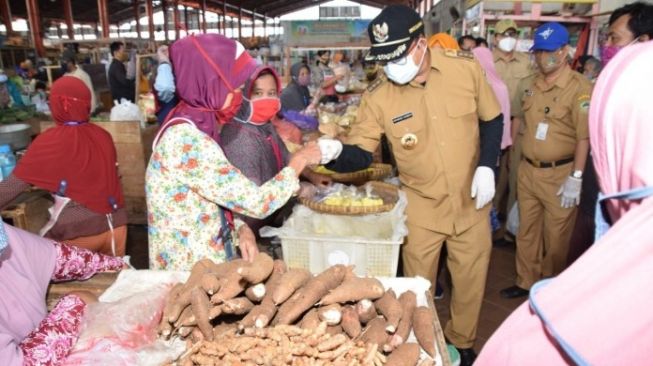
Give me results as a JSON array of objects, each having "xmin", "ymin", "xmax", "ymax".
[
  {"xmin": 319, "ymin": 6, "xmax": 503, "ymax": 365},
  {"xmin": 500, "ymin": 23, "xmax": 591, "ymax": 299},
  {"xmin": 492, "ymin": 19, "xmax": 534, "ymax": 240}
]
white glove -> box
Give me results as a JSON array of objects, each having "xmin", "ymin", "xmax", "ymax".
[
  {"xmin": 471, "ymin": 166, "xmax": 495, "ymax": 210},
  {"xmin": 317, "ymin": 138, "xmax": 343, "ymax": 165},
  {"xmin": 557, "ymin": 176, "xmax": 582, "ymax": 208}
]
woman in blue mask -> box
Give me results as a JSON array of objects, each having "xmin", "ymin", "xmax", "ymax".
[{"xmin": 476, "ymin": 42, "xmax": 653, "ymax": 366}]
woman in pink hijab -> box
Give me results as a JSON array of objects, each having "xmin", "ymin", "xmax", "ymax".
[
  {"xmin": 472, "ymin": 47, "xmax": 511, "ymax": 150},
  {"xmin": 476, "ymin": 42, "xmax": 653, "ymax": 365},
  {"xmin": 0, "ymin": 223, "xmax": 125, "ymax": 365},
  {"xmin": 147, "ymin": 34, "xmax": 321, "ymax": 270}
]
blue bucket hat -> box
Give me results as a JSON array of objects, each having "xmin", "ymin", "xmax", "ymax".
[{"xmin": 531, "ymin": 22, "xmax": 569, "ymax": 52}]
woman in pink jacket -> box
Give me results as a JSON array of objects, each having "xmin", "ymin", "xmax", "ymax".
[{"xmin": 476, "ymin": 42, "xmax": 653, "ymax": 365}]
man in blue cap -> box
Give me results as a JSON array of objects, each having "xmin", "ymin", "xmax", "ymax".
[{"xmin": 500, "ymin": 22, "xmax": 592, "ymax": 299}]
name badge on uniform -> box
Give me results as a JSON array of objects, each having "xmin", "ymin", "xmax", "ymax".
[
  {"xmin": 392, "ymin": 112, "xmax": 413, "ymax": 124},
  {"xmin": 535, "ymin": 122, "xmax": 549, "ymax": 141}
]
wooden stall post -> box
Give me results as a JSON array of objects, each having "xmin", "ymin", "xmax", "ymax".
[
  {"xmin": 173, "ymin": 0, "xmax": 179, "ymax": 39},
  {"xmin": 62, "ymin": 0, "xmax": 74, "ymax": 39},
  {"xmin": 146, "ymin": 0, "xmax": 154, "ymax": 41},
  {"xmin": 1, "ymin": 0, "xmax": 13, "ymax": 34},
  {"xmin": 97, "ymin": 0, "xmax": 110, "ymax": 38},
  {"xmin": 200, "ymin": 0, "xmax": 207, "ymax": 33},
  {"xmin": 25, "ymin": 0, "xmax": 45, "ymax": 57}
]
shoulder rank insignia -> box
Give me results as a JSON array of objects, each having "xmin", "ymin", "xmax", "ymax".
[
  {"xmin": 444, "ymin": 49, "xmax": 474, "ymax": 60},
  {"xmin": 367, "ymin": 77, "xmax": 384, "ymax": 93}
]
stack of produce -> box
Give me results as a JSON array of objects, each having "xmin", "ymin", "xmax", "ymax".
[{"xmin": 159, "ymin": 254, "xmax": 439, "ymax": 366}]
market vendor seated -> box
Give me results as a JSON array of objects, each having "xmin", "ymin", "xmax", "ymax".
[
  {"xmin": 220, "ymin": 66, "xmax": 331, "ymax": 250},
  {"xmin": 280, "ymin": 62, "xmax": 313, "ymax": 114},
  {"xmin": 0, "ymin": 76, "xmax": 128, "ymax": 257},
  {"xmin": 146, "ymin": 34, "xmax": 323, "ymax": 271},
  {"xmin": 0, "ymin": 223, "xmax": 125, "ymax": 365}
]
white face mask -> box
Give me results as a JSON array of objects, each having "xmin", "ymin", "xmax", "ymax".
[
  {"xmin": 0, "ymin": 74, "xmax": 7, "ymax": 83},
  {"xmin": 384, "ymin": 41, "xmax": 426, "ymax": 85},
  {"xmin": 498, "ymin": 37, "xmax": 517, "ymax": 52}
]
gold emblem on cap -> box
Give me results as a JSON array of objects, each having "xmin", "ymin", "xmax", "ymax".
[
  {"xmin": 373, "ymin": 22, "xmax": 389, "ymax": 43},
  {"xmin": 401, "ymin": 133, "xmax": 418, "ymax": 149}
]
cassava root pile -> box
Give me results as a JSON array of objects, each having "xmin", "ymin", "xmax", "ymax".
[
  {"xmin": 181, "ymin": 322, "xmax": 387, "ymax": 366},
  {"xmin": 160, "ymin": 255, "xmax": 438, "ymax": 366}
]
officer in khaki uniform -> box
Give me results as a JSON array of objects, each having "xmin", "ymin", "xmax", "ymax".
[
  {"xmin": 492, "ymin": 19, "xmax": 535, "ymax": 238},
  {"xmin": 318, "ymin": 6, "xmax": 503, "ymax": 364},
  {"xmin": 500, "ymin": 23, "xmax": 591, "ymax": 299}
]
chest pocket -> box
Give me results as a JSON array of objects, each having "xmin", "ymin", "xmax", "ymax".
[{"xmin": 445, "ymin": 97, "xmax": 477, "ymax": 140}]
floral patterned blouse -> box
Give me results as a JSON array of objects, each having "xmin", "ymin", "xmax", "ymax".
[{"xmin": 146, "ymin": 122, "xmax": 299, "ymax": 271}]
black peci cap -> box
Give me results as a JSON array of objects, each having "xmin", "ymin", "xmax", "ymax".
[{"xmin": 365, "ymin": 5, "xmax": 424, "ymax": 62}]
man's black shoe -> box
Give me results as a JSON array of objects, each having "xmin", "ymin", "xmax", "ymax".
[
  {"xmin": 500, "ymin": 285, "xmax": 529, "ymax": 299},
  {"xmin": 457, "ymin": 347, "xmax": 477, "ymax": 366}
]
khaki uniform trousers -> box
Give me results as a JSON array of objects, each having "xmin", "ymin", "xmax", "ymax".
[
  {"xmin": 403, "ymin": 215, "xmax": 491, "ymax": 349},
  {"xmin": 516, "ymin": 161, "xmax": 577, "ymax": 289}
]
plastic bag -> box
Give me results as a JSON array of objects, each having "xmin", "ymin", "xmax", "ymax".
[
  {"xmin": 271, "ymin": 117, "xmax": 302, "ymax": 145},
  {"xmin": 281, "ymin": 110, "xmax": 318, "ymax": 131},
  {"xmin": 507, "ymin": 201, "xmax": 520, "ymax": 236},
  {"xmin": 110, "ymin": 98, "xmax": 145, "ymax": 125},
  {"xmin": 63, "ymin": 284, "xmax": 186, "ymax": 366}
]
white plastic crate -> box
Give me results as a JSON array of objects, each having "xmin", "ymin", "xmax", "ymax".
[{"xmin": 279, "ymin": 233, "xmax": 403, "ymax": 277}]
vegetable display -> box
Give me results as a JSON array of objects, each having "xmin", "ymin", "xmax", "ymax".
[{"xmin": 159, "ymin": 255, "xmax": 440, "ymax": 365}]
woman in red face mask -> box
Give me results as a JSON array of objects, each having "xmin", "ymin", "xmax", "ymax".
[
  {"xmin": 146, "ymin": 36, "xmax": 322, "ymax": 270},
  {"xmin": 220, "ymin": 67, "xmax": 330, "ymax": 256}
]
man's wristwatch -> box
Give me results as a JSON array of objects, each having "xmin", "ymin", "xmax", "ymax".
[{"xmin": 571, "ymin": 170, "xmax": 583, "ymax": 179}]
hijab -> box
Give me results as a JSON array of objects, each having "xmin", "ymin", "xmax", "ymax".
[
  {"xmin": 167, "ymin": 34, "xmax": 257, "ymax": 141},
  {"xmin": 281, "ymin": 63, "xmax": 311, "ymax": 112},
  {"xmin": 590, "ymin": 42, "xmax": 653, "ymax": 221},
  {"xmin": 13, "ymin": 76, "xmax": 124, "ymax": 214},
  {"xmin": 233, "ymin": 66, "xmax": 281, "ymax": 125},
  {"xmin": 472, "ymin": 47, "xmax": 512, "ymax": 149},
  {"xmin": 0, "ymin": 224, "xmax": 57, "ymax": 364},
  {"xmin": 427, "ymin": 33, "xmax": 459, "ymax": 49}
]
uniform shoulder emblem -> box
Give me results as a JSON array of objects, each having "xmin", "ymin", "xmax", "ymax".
[
  {"xmin": 367, "ymin": 77, "xmax": 385, "ymax": 94},
  {"xmin": 578, "ymin": 93, "xmax": 591, "ymax": 112},
  {"xmin": 444, "ymin": 48, "xmax": 474, "ymax": 60}
]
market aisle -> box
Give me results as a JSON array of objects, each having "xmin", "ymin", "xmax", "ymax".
[{"xmin": 434, "ymin": 244, "xmax": 524, "ymax": 354}]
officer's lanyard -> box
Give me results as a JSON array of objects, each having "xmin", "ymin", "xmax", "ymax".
[{"xmin": 528, "ymin": 279, "xmax": 590, "ymax": 365}]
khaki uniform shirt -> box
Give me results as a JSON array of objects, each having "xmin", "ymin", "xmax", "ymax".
[
  {"xmin": 514, "ymin": 65, "xmax": 591, "ymax": 163},
  {"xmin": 347, "ymin": 48, "xmax": 501, "ymax": 235},
  {"xmin": 493, "ymin": 50, "xmax": 534, "ymax": 117}
]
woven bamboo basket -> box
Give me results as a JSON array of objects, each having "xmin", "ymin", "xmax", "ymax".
[
  {"xmin": 298, "ymin": 181, "xmax": 399, "ymax": 216},
  {"xmin": 312, "ymin": 163, "xmax": 393, "ymax": 186}
]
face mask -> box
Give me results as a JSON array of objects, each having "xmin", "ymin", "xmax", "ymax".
[
  {"xmin": 297, "ymin": 74, "xmax": 310, "ymax": 86},
  {"xmin": 217, "ymin": 90, "xmax": 243, "ymax": 124},
  {"xmin": 537, "ymin": 49, "xmax": 565, "ymax": 74},
  {"xmin": 498, "ymin": 37, "xmax": 517, "ymax": 52},
  {"xmin": 594, "ymin": 186, "xmax": 653, "ymax": 241},
  {"xmin": 384, "ymin": 41, "xmax": 426, "ymax": 85},
  {"xmin": 601, "ymin": 38, "xmax": 639, "ymax": 67},
  {"xmin": 248, "ymin": 97, "xmax": 281, "ymax": 125},
  {"xmin": 0, "ymin": 74, "xmax": 6, "ymax": 83}
]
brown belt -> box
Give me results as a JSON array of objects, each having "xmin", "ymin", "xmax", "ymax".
[{"xmin": 524, "ymin": 156, "xmax": 574, "ymax": 168}]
